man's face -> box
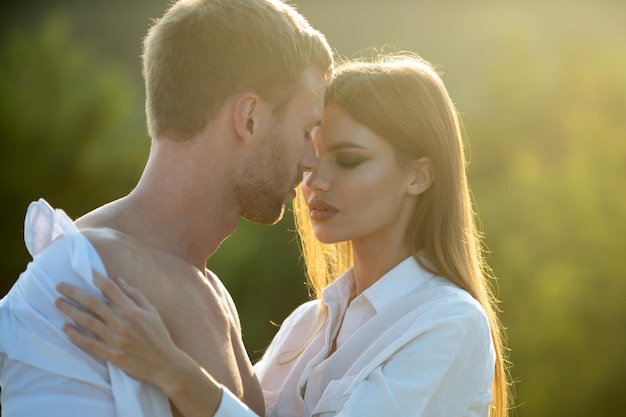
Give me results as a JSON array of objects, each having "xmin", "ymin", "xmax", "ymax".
[{"xmin": 235, "ymin": 67, "xmax": 325, "ymax": 225}]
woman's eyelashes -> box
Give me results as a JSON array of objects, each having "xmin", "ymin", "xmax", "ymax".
[{"xmin": 331, "ymin": 153, "xmax": 366, "ymax": 169}]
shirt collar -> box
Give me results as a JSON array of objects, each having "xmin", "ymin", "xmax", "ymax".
[
  {"xmin": 322, "ymin": 256, "xmax": 435, "ymax": 314},
  {"xmin": 322, "ymin": 268, "xmax": 356, "ymax": 307},
  {"xmin": 361, "ymin": 256, "xmax": 434, "ymax": 314}
]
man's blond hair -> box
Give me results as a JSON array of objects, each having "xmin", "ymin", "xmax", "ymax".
[{"xmin": 143, "ymin": 0, "xmax": 333, "ymax": 140}]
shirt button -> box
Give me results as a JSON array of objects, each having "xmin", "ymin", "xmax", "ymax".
[{"xmin": 347, "ymin": 326, "xmax": 355, "ymax": 334}]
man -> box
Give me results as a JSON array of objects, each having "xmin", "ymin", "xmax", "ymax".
[{"xmin": 0, "ymin": 0, "xmax": 333, "ymax": 416}]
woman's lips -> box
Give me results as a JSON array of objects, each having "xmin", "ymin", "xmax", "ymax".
[{"xmin": 307, "ymin": 199, "xmax": 338, "ymax": 221}]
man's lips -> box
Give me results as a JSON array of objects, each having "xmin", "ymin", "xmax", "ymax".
[
  {"xmin": 307, "ymin": 198, "xmax": 338, "ymax": 221},
  {"xmin": 284, "ymin": 189, "xmax": 297, "ymax": 202},
  {"xmin": 284, "ymin": 175, "xmax": 304, "ymax": 202}
]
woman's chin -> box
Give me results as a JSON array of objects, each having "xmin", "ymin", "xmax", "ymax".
[{"xmin": 313, "ymin": 229, "xmax": 342, "ymax": 245}]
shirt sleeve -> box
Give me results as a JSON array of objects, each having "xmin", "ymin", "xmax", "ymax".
[
  {"xmin": 326, "ymin": 300, "xmax": 495, "ymax": 417},
  {"xmin": 214, "ymin": 389, "xmax": 261, "ymax": 417}
]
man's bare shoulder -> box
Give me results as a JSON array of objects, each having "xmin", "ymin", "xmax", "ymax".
[
  {"xmin": 78, "ymin": 227, "xmax": 166, "ymax": 291},
  {"xmin": 78, "ymin": 228, "xmax": 228, "ymax": 312}
]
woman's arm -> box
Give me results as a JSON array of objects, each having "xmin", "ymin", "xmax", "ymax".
[{"xmin": 55, "ymin": 274, "xmax": 256, "ymax": 417}]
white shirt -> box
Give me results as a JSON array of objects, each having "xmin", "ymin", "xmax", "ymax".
[
  {"xmin": 0, "ymin": 199, "xmax": 171, "ymax": 417},
  {"xmin": 216, "ymin": 256, "xmax": 495, "ymax": 417}
]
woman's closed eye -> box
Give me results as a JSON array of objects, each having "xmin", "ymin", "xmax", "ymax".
[{"xmin": 332, "ymin": 153, "xmax": 366, "ymax": 169}]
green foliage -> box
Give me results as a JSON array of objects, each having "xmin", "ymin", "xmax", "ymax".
[
  {"xmin": 467, "ymin": 40, "xmax": 626, "ymax": 417},
  {"xmin": 0, "ymin": 15, "xmax": 148, "ymax": 296}
]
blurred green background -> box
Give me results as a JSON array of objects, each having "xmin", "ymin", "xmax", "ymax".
[{"xmin": 1, "ymin": 1, "xmax": 625, "ymax": 416}]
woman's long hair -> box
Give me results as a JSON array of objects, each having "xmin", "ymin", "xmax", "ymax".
[{"xmin": 293, "ymin": 52, "xmax": 510, "ymax": 417}]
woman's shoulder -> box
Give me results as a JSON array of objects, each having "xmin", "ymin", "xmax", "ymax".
[
  {"xmin": 281, "ymin": 299, "xmax": 322, "ymax": 328},
  {"xmin": 255, "ymin": 299, "xmax": 323, "ymax": 371},
  {"xmin": 404, "ymin": 275, "xmax": 490, "ymax": 332}
]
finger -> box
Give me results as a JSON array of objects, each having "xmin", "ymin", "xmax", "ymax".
[
  {"xmin": 114, "ymin": 277, "xmax": 155, "ymax": 311},
  {"xmin": 92, "ymin": 273, "xmax": 152, "ymax": 326},
  {"xmin": 62, "ymin": 323, "xmax": 125, "ymax": 366},
  {"xmin": 55, "ymin": 297, "xmax": 112, "ymax": 342},
  {"xmin": 92, "ymin": 271, "xmax": 138, "ymax": 313},
  {"xmin": 56, "ymin": 282, "xmax": 118, "ymax": 325}
]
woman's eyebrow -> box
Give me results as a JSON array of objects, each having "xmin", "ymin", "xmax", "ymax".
[{"xmin": 326, "ymin": 141, "xmax": 366, "ymax": 152}]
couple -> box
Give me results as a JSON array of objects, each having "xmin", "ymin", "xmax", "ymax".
[{"xmin": 0, "ymin": 0, "xmax": 509, "ymax": 416}]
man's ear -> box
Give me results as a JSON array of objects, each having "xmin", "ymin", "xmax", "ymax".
[
  {"xmin": 233, "ymin": 93, "xmax": 259, "ymax": 143},
  {"xmin": 407, "ymin": 156, "xmax": 434, "ymax": 195}
]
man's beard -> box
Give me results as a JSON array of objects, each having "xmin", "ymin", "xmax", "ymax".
[
  {"xmin": 234, "ymin": 137, "xmax": 296, "ymax": 225},
  {"xmin": 237, "ymin": 179, "xmax": 287, "ymax": 225}
]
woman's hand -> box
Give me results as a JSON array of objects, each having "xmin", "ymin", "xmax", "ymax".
[
  {"xmin": 55, "ymin": 272, "xmax": 186, "ymax": 388},
  {"xmin": 56, "ymin": 273, "xmax": 228, "ymax": 417}
]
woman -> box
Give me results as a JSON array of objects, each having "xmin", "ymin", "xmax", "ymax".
[{"xmin": 57, "ymin": 52, "xmax": 509, "ymax": 417}]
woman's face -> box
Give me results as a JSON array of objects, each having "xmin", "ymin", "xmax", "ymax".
[{"xmin": 302, "ymin": 104, "xmax": 420, "ymax": 247}]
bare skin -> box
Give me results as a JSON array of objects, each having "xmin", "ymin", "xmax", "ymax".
[
  {"xmin": 59, "ymin": 97, "xmax": 268, "ymax": 416},
  {"xmin": 70, "ymin": 227, "xmax": 263, "ymax": 417},
  {"xmin": 57, "ymin": 267, "xmax": 228, "ymax": 417},
  {"xmin": 55, "ymin": 66, "xmax": 325, "ymax": 417}
]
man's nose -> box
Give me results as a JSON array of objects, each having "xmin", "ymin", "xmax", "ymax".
[{"xmin": 299, "ymin": 137, "xmax": 319, "ymax": 172}]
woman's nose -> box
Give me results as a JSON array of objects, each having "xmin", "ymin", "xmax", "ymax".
[{"xmin": 303, "ymin": 165, "xmax": 330, "ymax": 193}]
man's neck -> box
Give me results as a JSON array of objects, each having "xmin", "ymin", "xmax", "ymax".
[
  {"xmin": 77, "ymin": 137, "xmax": 241, "ymax": 273},
  {"xmin": 123, "ymin": 188, "xmax": 239, "ymax": 272}
]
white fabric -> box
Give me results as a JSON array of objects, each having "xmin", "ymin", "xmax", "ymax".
[
  {"xmin": 253, "ymin": 256, "xmax": 496, "ymax": 417},
  {"xmin": 0, "ymin": 199, "xmax": 172, "ymax": 417},
  {"xmin": 214, "ymin": 388, "xmax": 259, "ymax": 417}
]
